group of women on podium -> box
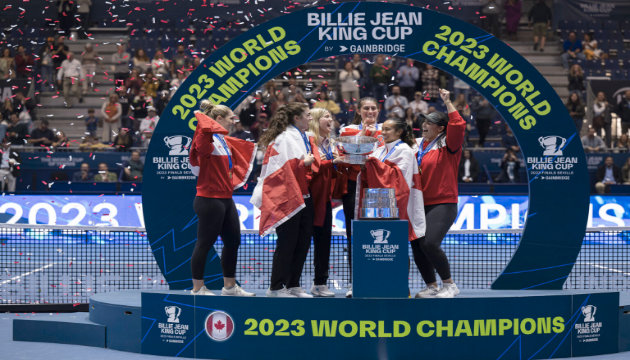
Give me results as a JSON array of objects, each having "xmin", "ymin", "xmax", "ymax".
[{"xmin": 188, "ymin": 87, "xmax": 466, "ymax": 299}]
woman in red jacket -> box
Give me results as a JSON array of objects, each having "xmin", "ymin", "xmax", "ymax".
[
  {"xmin": 338, "ymin": 97, "xmax": 382, "ymax": 297},
  {"xmin": 189, "ymin": 100, "xmax": 257, "ymax": 297},
  {"xmin": 412, "ymin": 88, "xmax": 466, "ymax": 299},
  {"xmin": 251, "ymin": 102, "xmax": 319, "ymax": 298},
  {"xmin": 308, "ymin": 108, "xmax": 337, "ymax": 297}
]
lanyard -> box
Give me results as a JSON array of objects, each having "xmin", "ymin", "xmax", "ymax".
[
  {"xmin": 321, "ymin": 139, "xmax": 333, "ymax": 160},
  {"xmin": 292, "ymin": 125, "xmax": 311, "ymax": 153},
  {"xmin": 416, "ymin": 135, "xmax": 441, "ymax": 168},
  {"xmin": 381, "ymin": 140, "xmax": 402, "ymax": 162},
  {"xmin": 214, "ymin": 134, "xmax": 232, "ymax": 171}
]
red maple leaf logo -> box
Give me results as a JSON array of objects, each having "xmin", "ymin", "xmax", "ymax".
[{"xmin": 214, "ymin": 320, "xmax": 226, "ymax": 331}]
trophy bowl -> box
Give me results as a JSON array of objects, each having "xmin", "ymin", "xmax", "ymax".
[{"xmin": 337, "ymin": 136, "xmax": 379, "ymax": 164}]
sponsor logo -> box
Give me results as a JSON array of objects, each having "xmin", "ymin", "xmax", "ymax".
[
  {"xmin": 206, "ymin": 311, "xmax": 235, "ymax": 341},
  {"xmin": 370, "ymin": 229, "xmax": 390, "ymax": 244},
  {"xmin": 538, "ymin": 136, "xmax": 566, "ymax": 156},
  {"xmin": 165, "ymin": 306, "xmax": 182, "ymax": 323},
  {"xmin": 164, "ymin": 135, "xmax": 192, "ymax": 156},
  {"xmin": 581, "ymin": 305, "xmax": 597, "ymax": 322}
]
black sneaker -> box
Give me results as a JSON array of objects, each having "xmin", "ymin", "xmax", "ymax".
[
  {"xmin": 539, "ymin": 48, "xmax": 544, "ymax": 52},
  {"xmin": 533, "ymin": 43, "xmax": 538, "ymax": 51}
]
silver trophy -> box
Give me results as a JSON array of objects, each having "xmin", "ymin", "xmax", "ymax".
[
  {"xmin": 360, "ymin": 188, "xmax": 399, "ymax": 219},
  {"xmin": 337, "ymin": 136, "xmax": 379, "ymax": 164}
]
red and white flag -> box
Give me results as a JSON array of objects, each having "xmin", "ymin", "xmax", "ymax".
[
  {"xmin": 251, "ymin": 127, "xmax": 319, "ymax": 236},
  {"xmin": 357, "ymin": 141, "xmax": 425, "ymax": 240},
  {"xmin": 205, "ymin": 311, "xmax": 234, "ymax": 341}
]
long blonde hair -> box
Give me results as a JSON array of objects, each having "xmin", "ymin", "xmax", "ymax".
[
  {"xmin": 308, "ymin": 108, "xmax": 331, "ymax": 145},
  {"xmin": 199, "ymin": 99, "xmax": 231, "ymax": 119}
]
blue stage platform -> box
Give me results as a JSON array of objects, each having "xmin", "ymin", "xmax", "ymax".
[{"xmin": 11, "ymin": 289, "xmax": 630, "ymax": 359}]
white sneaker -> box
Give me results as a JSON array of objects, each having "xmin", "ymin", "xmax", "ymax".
[
  {"xmin": 222, "ymin": 285, "xmax": 255, "ymax": 297},
  {"xmin": 434, "ymin": 283, "xmax": 460, "ymax": 298},
  {"xmin": 288, "ymin": 287, "xmax": 313, "ymax": 298},
  {"xmin": 266, "ymin": 287, "xmax": 297, "ymax": 298},
  {"xmin": 345, "ymin": 285, "xmax": 352, "ymax": 298},
  {"xmin": 311, "ymin": 284, "xmax": 335, "ymax": 297},
  {"xmin": 414, "ymin": 285, "xmax": 439, "ymax": 298},
  {"xmin": 191, "ymin": 286, "xmax": 216, "ymax": 296}
]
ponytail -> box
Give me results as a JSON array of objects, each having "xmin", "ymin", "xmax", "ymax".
[{"xmin": 199, "ymin": 99, "xmax": 231, "ymax": 120}]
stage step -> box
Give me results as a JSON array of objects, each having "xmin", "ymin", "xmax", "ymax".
[
  {"xmin": 13, "ymin": 313, "xmax": 105, "ymax": 348},
  {"xmin": 89, "ymin": 290, "xmax": 142, "ymax": 353}
]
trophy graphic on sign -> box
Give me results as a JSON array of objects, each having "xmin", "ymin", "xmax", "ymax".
[
  {"xmin": 165, "ymin": 306, "xmax": 182, "ymax": 323},
  {"xmin": 538, "ymin": 136, "xmax": 566, "ymax": 156},
  {"xmin": 164, "ymin": 135, "xmax": 192, "ymax": 156},
  {"xmin": 581, "ymin": 305, "xmax": 597, "ymax": 322},
  {"xmin": 370, "ymin": 229, "xmax": 391, "ymax": 244}
]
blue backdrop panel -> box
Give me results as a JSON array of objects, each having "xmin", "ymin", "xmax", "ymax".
[
  {"xmin": 141, "ymin": 291, "xmax": 618, "ymax": 359},
  {"xmin": 143, "ymin": 2, "xmax": 588, "ymax": 291}
]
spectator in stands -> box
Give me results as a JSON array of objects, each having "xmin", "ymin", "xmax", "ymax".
[
  {"xmin": 230, "ymin": 121, "xmax": 254, "ymax": 142},
  {"xmin": 351, "ymin": 54, "xmax": 365, "ymax": 78},
  {"xmin": 2, "ymin": 98, "xmax": 15, "ymax": 120},
  {"xmin": 370, "ymin": 55, "xmax": 390, "ymax": 103},
  {"xmin": 0, "ymin": 113, "xmax": 8, "ymax": 141},
  {"xmin": 621, "ymin": 157, "xmax": 630, "ymax": 185},
  {"xmin": 57, "ymin": 52, "xmax": 83, "ymax": 108},
  {"xmin": 76, "ymin": 0, "xmax": 92, "ymax": 38},
  {"xmin": 94, "ymin": 162, "xmax": 117, "ymax": 182},
  {"xmin": 151, "ymin": 49, "xmax": 169, "ymax": 80},
  {"xmin": 57, "ymin": 0, "xmax": 77, "ymax": 37},
  {"xmin": 581, "ymin": 127, "xmax": 606, "ymax": 153},
  {"xmin": 131, "ymin": 88, "xmax": 153, "ymax": 128},
  {"xmin": 14, "ymin": 46, "xmax": 33, "ymax": 80},
  {"xmin": 12, "ymin": 92, "xmax": 35, "ymax": 120},
  {"xmin": 459, "ymin": 149, "xmax": 480, "ymax": 183},
  {"xmin": 616, "ymin": 90, "xmax": 630, "ymax": 137},
  {"xmin": 171, "ymin": 44, "xmax": 191, "ymax": 74},
  {"xmin": 112, "ymin": 127, "xmax": 134, "ymax": 151},
  {"xmin": 0, "ymin": 138, "xmax": 19, "ymax": 192},
  {"xmin": 566, "ymin": 92, "xmax": 585, "ymax": 133},
  {"xmin": 595, "ymin": 156, "xmax": 622, "ymax": 194},
  {"xmin": 502, "ymin": 127, "xmax": 520, "ymax": 153},
  {"xmin": 495, "ymin": 148, "xmax": 521, "ymax": 183},
  {"xmin": 504, "ymin": 0, "xmax": 522, "ymax": 40},
  {"xmin": 384, "ymin": 85, "xmax": 408, "ymax": 120},
  {"xmin": 51, "ymin": 37, "xmax": 69, "ymax": 79},
  {"xmin": 79, "ymin": 135, "xmax": 108, "ymax": 151},
  {"xmin": 122, "ymin": 150, "xmax": 143, "ymax": 181},
  {"xmin": 155, "ymin": 90, "xmax": 170, "ymax": 116},
  {"xmin": 142, "ymin": 69, "xmax": 161, "ymax": 98},
  {"xmin": 240, "ymin": 95, "xmax": 271, "ymax": 129},
  {"xmin": 101, "ymin": 93, "xmax": 122, "ymax": 143},
  {"xmin": 613, "ymin": 134, "xmax": 630, "ymax": 153},
  {"xmin": 112, "ymin": 44, "xmax": 131, "ymax": 85},
  {"xmin": 140, "ymin": 106, "xmax": 159, "ymax": 147},
  {"xmin": 132, "ymin": 49, "xmax": 150, "ymax": 74},
  {"xmin": 81, "ymin": 43, "xmax": 100, "ymax": 93},
  {"xmin": 269, "ymin": 91, "xmax": 287, "ymax": 115},
  {"xmin": 6, "ymin": 113, "xmax": 27, "ymax": 145},
  {"xmin": 408, "ymin": 91, "xmax": 429, "ymax": 117},
  {"xmin": 481, "ymin": 0, "xmax": 501, "ymax": 38},
  {"xmin": 396, "ymin": 59, "xmax": 419, "ymax": 101},
  {"xmin": 404, "ymin": 107, "xmax": 422, "ymax": 138},
  {"xmin": 339, "ymin": 62, "xmax": 360, "ymax": 105},
  {"xmin": 528, "ymin": 0, "xmax": 551, "ymax": 52},
  {"xmin": 28, "ymin": 119, "xmax": 55, "ymax": 146},
  {"xmin": 72, "ymin": 162, "xmax": 92, "ymax": 182},
  {"xmin": 85, "ymin": 108, "xmax": 98, "ymax": 137},
  {"xmin": 421, "ymin": 64, "xmax": 440, "ymax": 102},
  {"xmin": 472, "ymin": 97, "xmax": 496, "ymax": 147},
  {"xmin": 116, "ymin": 85, "xmax": 132, "ymax": 126},
  {"xmin": 313, "ymin": 91, "xmax": 341, "ymax": 117},
  {"xmin": 52, "ymin": 130, "xmax": 70, "ymax": 149},
  {"xmin": 169, "ymin": 70, "xmax": 187, "ymax": 97},
  {"xmin": 452, "ymin": 77, "xmax": 471, "ymax": 102},
  {"xmin": 568, "ymin": 64, "xmax": 585, "ymax": 98},
  {"xmin": 593, "ymin": 91, "xmax": 612, "ymax": 147},
  {"xmin": 561, "ymin": 31, "xmax": 585, "ymax": 70},
  {"xmin": 39, "ymin": 37, "xmax": 56, "ymax": 90},
  {"xmin": 583, "ymin": 33, "xmax": 606, "ymax": 61},
  {"xmin": 0, "ymin": 48, "xmax": 15, "ymax": 80}
]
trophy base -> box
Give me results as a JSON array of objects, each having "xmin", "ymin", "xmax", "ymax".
[
  {"xmin": 344, "ymin": 154, "xmax": 368, "ymax": 164},
  {"xmin": 360, "ymin": 208, "xmax": 399, "ymax": 219}
]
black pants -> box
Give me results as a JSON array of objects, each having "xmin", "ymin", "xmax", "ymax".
[
  {"xmin": 191, "ymin": 197, "xmax": 240, "ymax": 280},
  {"xmin": 476, "ymin": 117, "xmax": 491, "ymax": 147},
  {"xmin": 313, "ymin": 201, "xmax": 332, "ymax": 285},
  {"xmin": 270, "ymin": 197, "xmax": 314, "ymax": 290},
  {"xmin": 341, "ymin": 180, "xmax": 357, "ymax": 281},
  {"xmin": 411, "ymin": 203, "xmax": 458, "ymax": 285}
]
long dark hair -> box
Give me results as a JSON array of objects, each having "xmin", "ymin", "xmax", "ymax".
[
  {"xmin": 386, "ymin": 118, "xmax": 415, "ymax": 147},
  {"xmin": 258, "ymin": 102, "xmax": 308, "ymax": 148},
  {"xmin": 352, "ymin": 97, "xmax": 378, "ymax": 125}
]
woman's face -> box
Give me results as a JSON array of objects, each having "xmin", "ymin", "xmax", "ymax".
[
  {"xmin": 422, "ymin": 121, "xmax": 444, "ymax": 141},
  {"xmin": 381, "ymin": 120, "xmax": 403, "ymax": 143},
  {"xmin": 293, "ymin": 109, "xmax": 312, "ymax": 132},
  {"xmin": 570, "ymin": 93, "xmax": 579, "ymax": 102},
  {"xmin": 345, "ymin": 62, "xmax": 352, "ymax": 71},
  {"xmin": 317, "ymin": 111, "xmax": 333, "ymax": 138},
  {"xmin": 464, "ymin": 150, "xmax": 471, "ymax": 159},
  {"xmin": 597, "ymin": 92, "xmax": 605, "ymax": 101},
  {"xmin": 2, "ymin": 49, "xmax": 9, "ymax": 57},
  {"xmin": 360, "ymin": 100, "xmax": 379, "ymax": 125},
  {"xmin": 216, "ymin": 110, "xmax": 236, "ymax": 128}
]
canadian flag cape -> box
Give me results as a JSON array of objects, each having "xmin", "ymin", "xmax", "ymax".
[
  {"xmin": 191, "ymin": 112, "xmax": 257, "ymax": 190},
  {"xmin": 251, "ymin": 127, "xmax": 320, "ymax": 237},
  {"xmin": 356, "ymin": 141, "xmax": 426, "ymax": 240}
]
